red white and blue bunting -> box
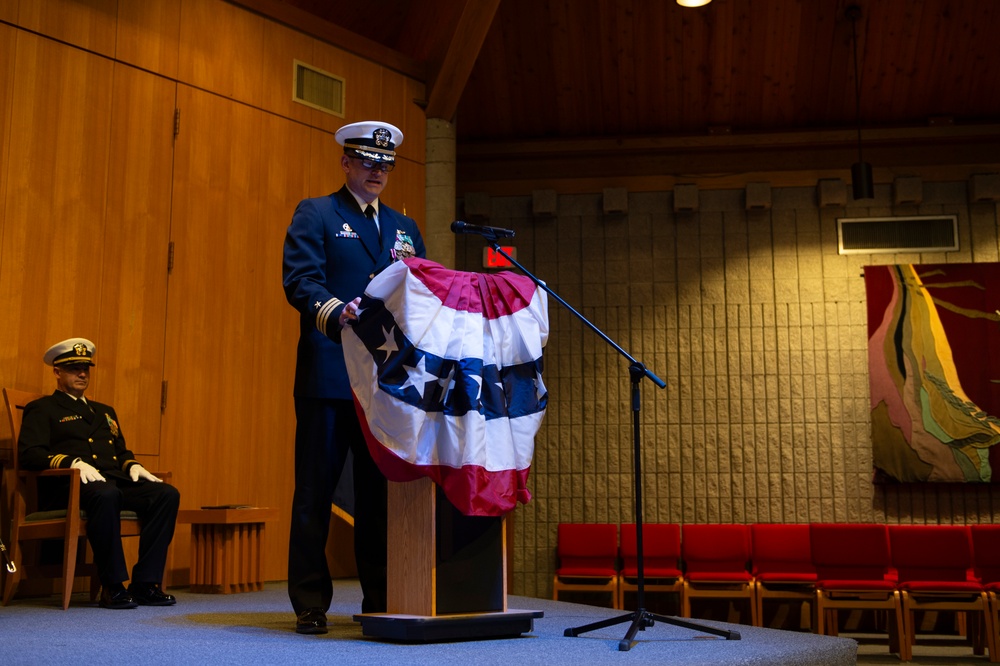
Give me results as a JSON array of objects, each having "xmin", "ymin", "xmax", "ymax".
[{"xmin": 343, "ymin": 257, "xmax": 549, "ymax": 516}]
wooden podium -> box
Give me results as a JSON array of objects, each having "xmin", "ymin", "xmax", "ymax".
[{"xmin": 353, "ymin": 477, "xmax": 542, "ymax": 641}]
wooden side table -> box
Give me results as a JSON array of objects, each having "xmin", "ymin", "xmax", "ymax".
[{"xmin": 177, "ymin": 507, "xmax": 279, "ymax": 594}]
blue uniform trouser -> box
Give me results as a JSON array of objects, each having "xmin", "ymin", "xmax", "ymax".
[{"xmin": 287, "ymin": 397, "xmax": 387, "ymax": 615}]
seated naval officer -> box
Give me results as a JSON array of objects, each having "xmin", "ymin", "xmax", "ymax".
[{"xmin": 18, "ymin": 337, "xmax": 181, "ymax": 609}]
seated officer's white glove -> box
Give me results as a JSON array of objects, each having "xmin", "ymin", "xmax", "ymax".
[
  {"xmin": 129, "ymin": 464, "xmax": 163, "ymax": 483},
  {"xmin": 71, "ymin": 459, "xmax": 106, "ymax": 484}
]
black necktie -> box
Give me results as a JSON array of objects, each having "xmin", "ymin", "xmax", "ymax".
[{"xmin": 365, "ymin": 205, "xmax": 381, "ymax": 249}]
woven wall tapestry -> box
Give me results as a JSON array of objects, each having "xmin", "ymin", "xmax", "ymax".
[{"xmin": 865, "ymin": 263, "xmax": 1000, "ymax": 483}]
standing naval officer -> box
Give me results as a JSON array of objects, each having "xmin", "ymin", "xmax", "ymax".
[{"xmin": 282, "ymin": 121, "xmax": 426, "ymax": 634}]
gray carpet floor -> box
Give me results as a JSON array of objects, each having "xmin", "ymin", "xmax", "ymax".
[
  {"xmin": 4, "ymin": 580, "xmax": 994, "ymax": 664},
  {"xmin": 1, "ymin": 579, "xmax": 860, "ymax": 665}
]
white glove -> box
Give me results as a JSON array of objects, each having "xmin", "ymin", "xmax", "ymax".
[
  {"xmin": 71, "ymin": 459, "xmax": 106, "ymax": 484},
  {"xmin": 129, "ymin": 464, "xmax": 163, "ymax": 483}
]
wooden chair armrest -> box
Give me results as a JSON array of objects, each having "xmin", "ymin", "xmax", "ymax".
[{"xmin": 20, "ymin": 468, "xmax": 75, "ymax": 478}]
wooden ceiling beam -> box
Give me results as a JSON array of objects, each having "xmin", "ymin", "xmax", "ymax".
[
  {"xmin": 456, "ymin": 124, "xmax": 1000, "ymax": 195},
  {"xmin": 229, "ymin": 0, "xmax": 425, "ymax": 79},
  {"xmin": 424, "ymin": 0, "xmax": 501, "ymax": 122}
]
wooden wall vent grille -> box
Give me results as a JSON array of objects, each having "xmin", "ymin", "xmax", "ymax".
[
  {"xmin": 837, "ymin": 215, "xmax": 959, "ymax": 255},
  {"xmin": 293, "ymin": 60, "xmax": 344, "ymax": 117}
]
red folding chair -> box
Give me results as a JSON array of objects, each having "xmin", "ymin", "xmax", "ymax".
[
  {"xmin": 972, "ymin": 525, "xmax": 1000, "ymax": 663},
  {"xmin": 811, "ymin": 523, "xmax": 905, "ymax": 658},
  {"xmin": 889, "ymin": 524, "xmax": 994, "ymax": 661},
  {"xmin": 552, "ymin": 523, "xmax": 620, "ymax": 609},
  {"xmin": 618, "ymin": 523, "xmax": 683, "ymax": 611},
  {"xmin": 681, "ymin": 524, "xmax": 756, "ymax": 626},
  {"xmin": 751, "ymin": 523, "xmax": 816, "ymax": 629}
]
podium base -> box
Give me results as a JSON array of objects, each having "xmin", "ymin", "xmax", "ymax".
[{"xmin": 353, "ymin": 609, "xmax": 544, "ymax": 642}]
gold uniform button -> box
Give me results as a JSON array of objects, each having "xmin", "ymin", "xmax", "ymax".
[
  {"xmin": 88, "ymin": 438, "xmax": 94, "ymax": 443},
  {"xmin": 369, "ymin": 273, "xmax": 376, "ymax": 279},
  {"xmin": 112, "ymin": 456, "xmax": 118, "ymax": 461},
  {"xmin": 92, "ymin": 454, "xmax": 98, "ymax": 460}
]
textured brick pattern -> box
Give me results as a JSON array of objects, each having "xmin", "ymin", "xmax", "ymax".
[{"xmin": 457, "ymin": 182, "xmax": 1000, "ymax": 599}]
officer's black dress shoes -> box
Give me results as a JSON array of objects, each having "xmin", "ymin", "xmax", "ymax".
[
  {"xmin": 100, "ymin": 585, "xmax": 138, "ymax": 610},
  {"xmin": 295, "ymin": 608, "xmax": 328, "ymax": 634},
  {"xmin": 128, "ymin": 582, "xmax": 177, "ymax": 606}
]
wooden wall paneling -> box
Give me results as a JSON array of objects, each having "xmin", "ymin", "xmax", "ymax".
[
  {"xmin": 384, "ymin": 157, "xmax": 426, "ymax": 232},
  {"xmin": 0, "ymin": 33, "xmax": 113, "ymax": 396},
  {"xmin": 115, "ymin": 0, "xmax": 181, "ymax": 80},
  {"xmin": 379, "ymin": 72, "xmax": 426, "ymax": 225},
  {"xmin": 0, "ymin": 0, "xmax": 16, "ymax": 25},
  {"xmin": 177, "ymin": 0, "xmax": 264, "ymax": 107},
  {"xmin": 311, "ymin": 40, "xmax": 382, "ymax": 123},
  {"xmin": 97, "ymin": 63, "xmax": 176, "ymax": 458},
  {"xmin": 260, "ymin": 20, "xmax": 343, "ymax": 134},
  {"xmin": 0, "ymin": 23, "xmax": 13, "ymax": 259},
  {"xmin": 161, "ymin": 83, "xmax": 263, "ymax": 581},
  {"xmin": 249, "ymin": 111, "xmax": 311, "ymax": 581},
  {"xmin": 306, "ymin": 127, "xmax": 341, "ymax": 199},
  {"xmin": 13, "ymin": 0, "xmax": 117, "ymax": 58},
  {"xmin": 381, "ymin": 70, "xmax": 425, "ymax": 165}
]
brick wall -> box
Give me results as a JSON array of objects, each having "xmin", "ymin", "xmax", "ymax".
[{"xmin": 456, "ymin": 180, "xmax": 1000, "ymax": 599}]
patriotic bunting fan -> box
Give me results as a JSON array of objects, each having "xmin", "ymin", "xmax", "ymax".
[{"xmin": 343, "ymin": 257, "xmax": 549, "ymax": 517}]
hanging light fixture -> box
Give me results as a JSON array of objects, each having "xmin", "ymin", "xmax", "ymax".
[
  {"xmin": 677, "ymin": 0, "xmax": 712, "ymax": 7},
  {"xmin": 847, "ymin": 4, "xmax": 874, "ymax": 200}
]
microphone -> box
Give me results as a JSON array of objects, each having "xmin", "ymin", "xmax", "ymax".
[{"xmin": 450, "ymin": 220, "xmax": 515, "ymax": 239}]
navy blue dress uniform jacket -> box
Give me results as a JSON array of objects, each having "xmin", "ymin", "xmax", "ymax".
[
  {"xmin": 283, "ymin": 185, "xmax": 426, "ymax": 398},
  {"xmin": 19, "ymin": 391, "xmax": 142, "ymax": 478}
]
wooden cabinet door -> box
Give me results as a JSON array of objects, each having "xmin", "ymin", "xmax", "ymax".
[
  {"xmin": 0, "ymin": 36, "xmax": 172, "ymax": 456},
  {"xmin": 164, "ymin": 85, "xmax": 310, "ymax": 578}
]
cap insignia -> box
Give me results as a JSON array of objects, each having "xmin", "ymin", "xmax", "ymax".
[{"xmin": 373, "ymin": 128, "xmax": 391, "ymax": 148}]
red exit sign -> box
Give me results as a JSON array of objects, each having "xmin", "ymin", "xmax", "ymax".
[{"xmin": 483, "ymin": 246, "xmax": 516, "ymax": 268}]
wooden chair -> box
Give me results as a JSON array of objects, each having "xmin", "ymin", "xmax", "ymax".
[
  {"xmin": 552, "ymin": 523, "xmax": 620, "ymax": 609},
  {"xmin": 811, "ymin": 523, "xmax": 905, "ymax": 659},
  {"xmin": 750, "ymin": 523, "xmax": 816, "ymax": 630},
  {"xmin": 890, "ymin": 525, "xmax": 996, "ymax": 662},
  {"xmin": 617, "ymin": 523, "xmax": 683, "ymax": 611},
  {"xmin": 971, "ymin": 524, "xmax": 1000, "ymax": 664},
  {"xmin": 680, "ymin": 524, "xmax": 757, "ymax": 625},
  {"xmin": 2, "ymin": 387, "xmax": 170, "ymax": 609}
]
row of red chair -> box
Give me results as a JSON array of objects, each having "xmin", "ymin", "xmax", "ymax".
[{"xmin": 553, "ymin": 522, "xmax": 1000, "ymax": 662}]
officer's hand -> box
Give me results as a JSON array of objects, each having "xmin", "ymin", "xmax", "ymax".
[
  {"xmin": 338, "ymin": 297, "xmax": 362, "ymax": 329},
  {"xmin": 129, "ymin": 464, "xmax": 163, "ymax": 483},
  {"xmin": 71, "ymin": 459, "xmax": 106, "ymax": 484}
]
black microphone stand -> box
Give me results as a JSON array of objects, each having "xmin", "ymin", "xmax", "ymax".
[{"xmin": 471, "ymin": 231, "xmax": 741, "ymax": 651}]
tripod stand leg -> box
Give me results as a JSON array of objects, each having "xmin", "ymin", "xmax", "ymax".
[
  {"xmin": 645, "ymin": 611, "xmax": 742, "ymax": 640},
  {"xmin": 617, "ymin": 611, "xmax": 655, "ymax": 651},
  {"xmin": 563, "ymin": 610, "xmax": 636, "ymax": 637}
]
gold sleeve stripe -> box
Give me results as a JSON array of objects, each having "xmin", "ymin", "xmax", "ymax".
[
  {"xmin": 316, "ymin": 297, "xmax": 343, "ymax": 337},
  {"xmin": 50, "ymin": 454, "xmax": 69, "ymax": 468}
]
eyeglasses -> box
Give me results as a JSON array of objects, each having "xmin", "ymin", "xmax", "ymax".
[
  {"xmin": 57, "ymin": 364, "xmax": 91, "ymax": 374},
  {"xmin": 351, "ymin": 157, "xmax": 394, "ymax": 173}
]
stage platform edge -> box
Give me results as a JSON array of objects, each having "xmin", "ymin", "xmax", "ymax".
[{"xmin": 353, "ymin": 609, "xmax": 544, "ymax": 642}]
